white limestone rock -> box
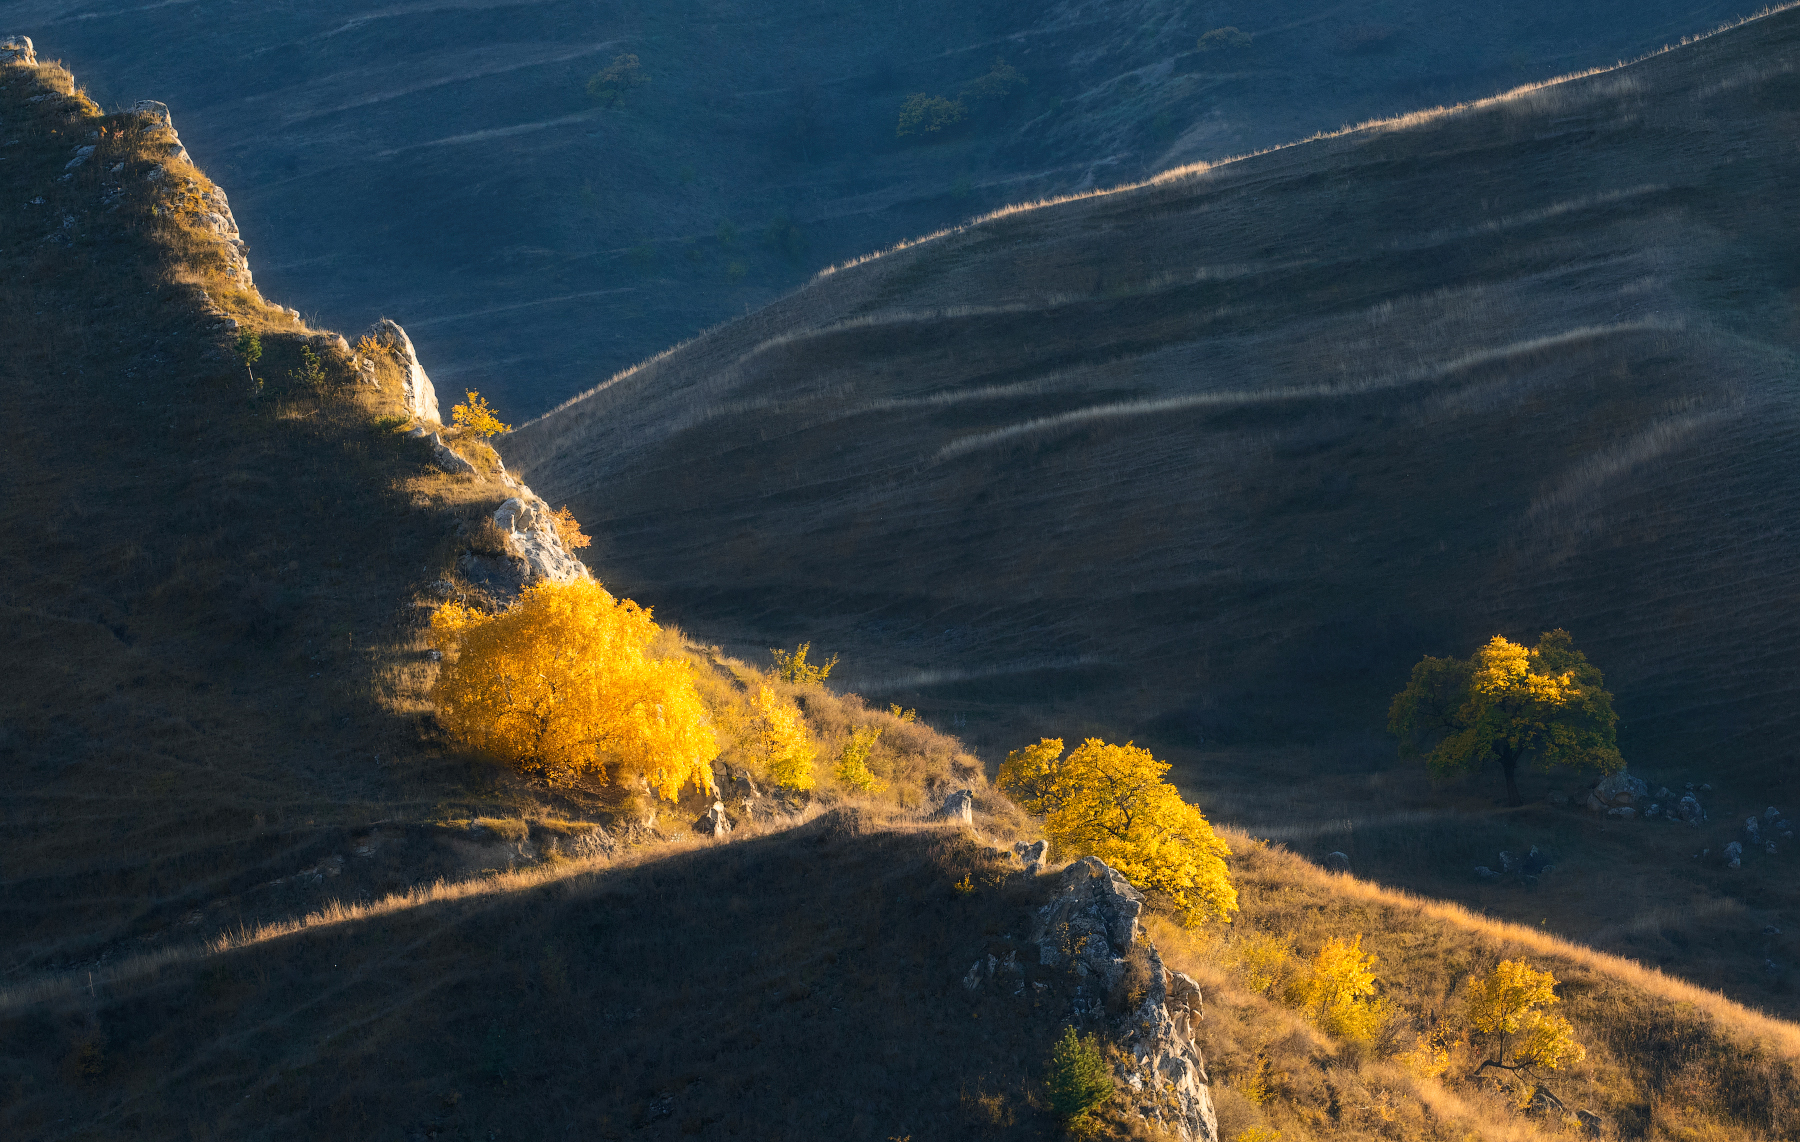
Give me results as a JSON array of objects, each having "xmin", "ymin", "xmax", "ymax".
[
  {"xmin": 492, "ymin": 492, "xmax": 589, "ymax": 585},
  {"xmin": 363, "ymin": 318, "xmax": 441, "ymax": 423},
  {"xmin": 935, "ymin": 788, "xmax": 975, "ymax": 825},
  {"xmin": 1120, "ymin": 945, "xmax": 1219, "ymax": 1142},
  {"xmin": 1, "ymin": 35, "xmax": 35, "ymax": 65},
  {"xmin": 430, "ymin": 433, "xmax": 476, "ymax": 476}
]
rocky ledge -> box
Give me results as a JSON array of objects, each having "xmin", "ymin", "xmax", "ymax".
[{"xmin": 1018, "ymin": 857, "xmax": 1218, "ymax": 1141}]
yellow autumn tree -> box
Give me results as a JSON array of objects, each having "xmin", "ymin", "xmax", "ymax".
[
  {"xmin": 751, "ymin": 686, "xmax": 816, "ymax": 791},
  {"xmin": 429, "ymin": 578, "xmax": 717, "ymax": 797},
  {"xmin": 1465, "ymin": 960, "xmax": 1585, "ymax": 1076},
  {"xmin": 1389, "ymin": 629, "xmax": 1622, "ymax": 806},
  {"xmin": 451, "ymin": 390, "xmax": 510, "ymax": 438},
  {"xmin": 1285, "ymin": 935, "xmax": 1394, "ymax": 1042},
  {"xmin": 999, "ymin": 737, "xmax": 1235, "ymax": 924}
]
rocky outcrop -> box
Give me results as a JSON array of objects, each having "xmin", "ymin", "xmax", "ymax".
[
  {"xmin": 492, "ymin": 492, "xmax": 588, "ymax": 585},
  {"xmin": 363, "ymin": 318, "xmax": 441, "ymax": 423},
  {"xmin": 694, "ymin": 802, "xmax": 732, "ymax": 837},
  {"xmin": 125, "ymin": 99, "xmax": 253, "ymax": 288},
  {"xmin": 1, "ymin": 34, "xmax": 35, "ymax": 65},
  {"xmin": 1014, "ymin": 839, "xmax": 1049, "ymax": 874},
  {"xmin": 1031, "ymin": 857, "xmax": 1218, "ymax": 1142}
]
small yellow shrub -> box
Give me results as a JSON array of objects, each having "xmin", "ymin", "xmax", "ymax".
[
  {"xmin": 429, "ymin": 579, "xmax": 717, "ymax": 797},
  {"xmin": 1286, "ymin": 934, "xmax": 1394, "ymax": 1043},
  {"xmin": 752, "ymin": 686, "xmax": 816, "ymax": 791},
  {"xmin": 834, "ymin": 724, "xmax": 883, "ymax": 792},
  {"xmin": 770, "ymin": 641, "xmax": 836, "ymax": 685},
  {"xmin": 550, "ymin": 504, "xmax": 592, "ymax": 550},
  {"xmin": 451, "ymin": 390, "xmax": 510, "ymax": 438}
]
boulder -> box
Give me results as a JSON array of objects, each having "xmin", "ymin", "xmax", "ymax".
[
  {"xmin": 1767, "ymin": 806, "xmax": 1782, "ymax": 820},
  {"xmin": 1324, "ymin": 851, "xmax": 1351, "ymax": 872},
  {"xmin": 1, "ymin": 34, "xmax": 36, "ymax": 64},
  {"xmin": 1474, "ymin": 866, "xmax": 1499, "ymax": 880},
  {"xmin": 1607, "ymin": 807, "xmax": 1637, "ymax": 820},
  {"xmin": 1594, "ymin": 770, "xmax": 1648, "ymax": 806},
  {"xmin": 1678, "ymin": 793, "xmax": 1706, "ymax": 823},
  {"xmin": 1725, "ymin": 840, "xmax": 1744, "ymax": 869},
  {"xmin": 1520, "ymin": 847, "xmax": 1551, "ymax": 881},
  {"xmin": 1013, "ymin": 839, "xmax": 1050, "ymax": 874},
  {"xmin": 694, "ymin": 801, "xmax": 732, "ymax": 838},
  {"xmin": 1747, "ymin": 817, "xmax": 1763, "ymax": 842},
  {"xmin": 1585, "ymin": 792, "xmax": 1605, "ymax": 813},
  {"xmin": 1576, "ymin": 1110, "xmax": 1603, "ymax": 1137},
  {"xmin": 935, "ymin": 788, "xmax": 975, "ymax": 826},
  {"xmin": 363, "ymin": 318, "xmax": 441, "ymax": 422}
]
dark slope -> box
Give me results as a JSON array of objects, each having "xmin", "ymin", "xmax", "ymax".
[
  {"xmin": 0, "ymin": 0, "xmax": 1757, "ymax": 415},
  {"xmin": 508, "ymin": 8, "xmax": 1800, "ymax": 990}
]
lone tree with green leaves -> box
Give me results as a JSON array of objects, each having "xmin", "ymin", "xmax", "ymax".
[{"xmin": 1388, "ymin": 629, "xmax": 1622, "ymax": 807}]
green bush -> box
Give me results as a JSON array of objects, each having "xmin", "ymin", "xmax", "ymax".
[
  {"xmin": 961, "ymin": 58, "xmax": 1027, "ymax": 105},
  {"xmin": 896, "ymin": 94, "xmax": 966, "ymax": 137},
  {"xmin": 1046, "ymin": 1026, "xmax": 1111, "ymax": 1125}
]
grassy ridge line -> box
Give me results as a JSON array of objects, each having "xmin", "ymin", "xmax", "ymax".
[{"xmin": 810, "ymin": 1, "xmax": 1800, "ymax": 283}]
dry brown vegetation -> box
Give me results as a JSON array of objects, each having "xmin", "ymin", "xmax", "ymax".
[{"xmin": 1157, "ymin": 832, "xmax": 1800, "ymax": 1141}]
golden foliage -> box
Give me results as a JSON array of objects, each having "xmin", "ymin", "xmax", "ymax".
[
  {"xmin": 1465, "ymin": 959, "xmax": 1586, "ymax": 1073},
  {"xmin": 834, "ymin": 724, "xmax": 884, "ymax": 792},
  {"xmin": 450, "ymin": 390, "xmax": 510, "ymax": 438},
  {"xmin": 887, "ymin": 703, "xmax": 917, "ymax": 723},
  {"xmin": 550, "ymin": 504, "xmax": 592, "ymax": 549},
  {"xmin": 769, "ymin": 641, "xmax": 837, "ymax": 685},
  {"xmin": 429, "ymin": 579, "xmax": 718, "ymax": 797},
  {"xmin": 1285, "ymin": 934, "xmax": 1395, "ymax": 1042},
  {"xmin": 751, "ymin": 686, "xmax": 816, "ymax": 791},
  {"xmin": 999, "ymin": 737, "xmax": 1235, "ymax": 923},
  {"xmin": 1388, "ymin": 629, "xmax": 1622, "ymax": 800}
]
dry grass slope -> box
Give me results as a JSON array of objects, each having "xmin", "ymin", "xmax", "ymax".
[{"xmin": 504, "ymin": 5, "xmax": 1800, "ymax": 1017}]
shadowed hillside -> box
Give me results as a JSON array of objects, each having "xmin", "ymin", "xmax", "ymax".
[
  {"xmin": 507, "ymin": 8, "xmax": 1800, "ymax": 1009},
  {"xmin": 0, "ymin": 0, "xmax": 1758, "ymax": 415}
]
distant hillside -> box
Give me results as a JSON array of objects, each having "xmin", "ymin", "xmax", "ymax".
[
  {"xmin": 0, "ymin": 0, "xmax": 1758, "ymax": 416},
  {"xmin": 507, "ymin": 7, "xmax": 1800, "ymax": 1013}
]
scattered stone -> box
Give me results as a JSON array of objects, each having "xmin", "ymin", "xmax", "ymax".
[
  {"xmin": 1658, "ymin": 786, "xmax": 1674, "ymax": 799},
  {"xmin": 1678, "ymin": 793, "xmax": 1706, "ymax": 823},
  {"xmin": 1607, "ymin": 806, "xmax": 1637, "ymax": 820},
  {"xmin": 1686, "ymin": 782, "xmax": 1697, "ymax": 792},
  {"xmin": 1768, "ymin": 841, "xmax": 1778, "ymax": 855},
  {"xmin": 1767, "ymin": 806, "xmax": 1782, "ymax": 821},
  {"xmin": 1546, "ymin": 790, "xmax": 1569, "ymax": 805},
  {"xmin": 1585, "ymin": 791, "xmax": 1605, "ymax": 813},
  {"xmin": 1520, "ymin": 847, "xmax": 1551, "ymax": 883},
  {"xmin": 1725, "ymin": 841, "xmax": 1744, "ymax": 869},
  {"xmin": 1747, "ymin": 817, "xmax": 1763, "ymax": 843},
  {"xmin": 1644, "ymin": 803, "xmax": 1662, "ymax": 819},
  {"xmin": 935, "ymin": 788, "xmax": 975, "ymax": 826},
  {"xmin": 1766, "ymin": 925, "xmax": 1783, "ymax": 935},
  {"xmin": 1474, "ymin": 865, "xmax": 1499, "ymax": 880},
  {"xmin": 693, "ymin": 801, "xmax": 732, "ymax": 838},
  {"xmin": 1595, "ymin": 770, "xmax": 1648, "ymax": 806},
  {"xmin": 1499, "ymin": 851, "xmax": 1518, "ymax": 874},
  {"xmin": 1700, "ymin": 783, "xmax": 1713, "ymax": 792},
  {"xmin": 1576, "ymin": 1110, "xmax": 1603, "ymax": 1138},
  {"xmin": 64, "ymin": 144, "xmax": 94, "ymax": 170},
  {"xmin": 1324, "ymin": 851, "xmax": 1350, "ymax": 872}
]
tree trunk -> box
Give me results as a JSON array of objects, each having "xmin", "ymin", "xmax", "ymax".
[{"xmin": 1500, "ymin": 747, "xmax": 1522, "ymax": 807}]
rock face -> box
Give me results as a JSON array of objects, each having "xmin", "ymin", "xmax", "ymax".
[
  {"xmin": 2, "ymin": 35, "xmax": 36, "ymax": 65},
  {"xmin": 935, "ymin": 788, "xmax": 974, "ymax": 825},
  {"xmin": 428, "ymin": 432, "xmax": 475, "ymax": 476},
  {"xmin": 1031, "ymin": 858, "xmax": 1218, "ymax": 1142},
  {"xmin": 493, "ymin": 493, "xmax": 589, "ymax": 585},
  {"xmin": 364, "ymin": 318, "xmax": 441, "ymax": 423}
]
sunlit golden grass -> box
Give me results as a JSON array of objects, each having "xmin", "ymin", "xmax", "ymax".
[{"xmin": 1153, "ymin": 830, "xmax": 1800, "ymax": 1140}]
